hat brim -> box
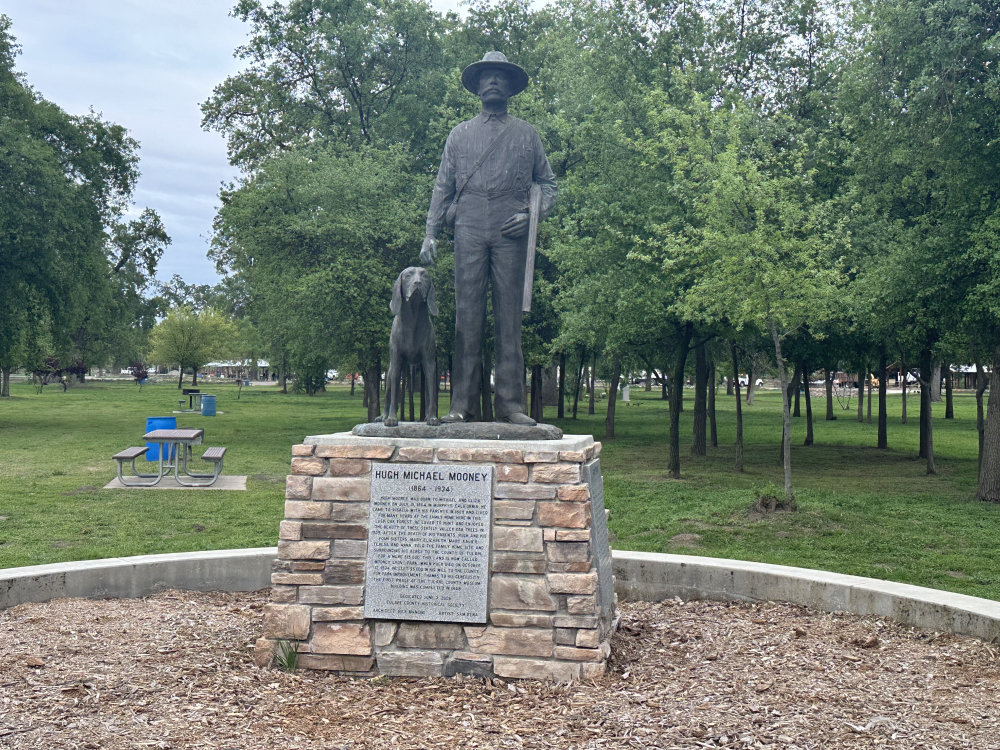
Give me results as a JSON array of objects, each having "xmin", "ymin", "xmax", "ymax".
[{"xmin": 461, "ymin": 60, "xmax": 529, "ymax": 96}]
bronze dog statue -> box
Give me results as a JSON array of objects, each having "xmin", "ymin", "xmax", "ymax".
[{"xmin": 378, "ymin": 267, "xmax": 439, "ymax": 427}]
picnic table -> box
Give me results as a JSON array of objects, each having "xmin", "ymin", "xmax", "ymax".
[
  {"xmin": 113, "ymin": 428, "xmax": 227, "ymax": 487},
  {"xmin": 178, "ymin": 388, "xmax": 201, "ymax": 412}
]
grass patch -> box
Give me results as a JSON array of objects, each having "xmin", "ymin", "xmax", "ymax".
[
  {"xmin": 1, "ymin": 379, "xmax": 998, "ymax": 600},
  {"xmin": 575, "ymin": 388, "xmax": 1000, "ymax": 600}
]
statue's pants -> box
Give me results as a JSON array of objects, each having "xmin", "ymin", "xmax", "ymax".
[{"xmin": 450, "ymin": 190, "xmax": 528, "ymax": 420}]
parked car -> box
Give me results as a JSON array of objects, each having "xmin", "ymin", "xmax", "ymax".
[{"xmin": 630, "ymin": 375, "xmax": 665, "ymax": 385}]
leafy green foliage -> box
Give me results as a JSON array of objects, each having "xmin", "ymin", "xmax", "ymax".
[
  {"xmin": 212, "ymin": 144, "xmax": 425, "ymax": 389},
  {"xmin": 201, "ymin": 0, "xmax": 446, "ymax": 167},
  {"xmin": 0, "ymin": 17, "xmax": 165, "ymax": 382},
  {"xmin": 148, "ymin": 307, "xmax": 237, "ymax": 387}
]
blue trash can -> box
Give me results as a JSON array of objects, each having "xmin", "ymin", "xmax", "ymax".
[
  {"xmin": 201, "ymin": 394, "xmax": 217, "ymax": 416},
  {"xmin": 145, "ymin": 416, "xmax": 177, "ymax": 461}
]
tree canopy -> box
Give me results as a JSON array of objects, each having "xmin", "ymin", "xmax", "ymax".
[
  {"xmin": 0, "ymin": 16, "xmax": 167, "ymax": 393},
  {"xmin": 191, "ymin": 0, "xmax": 1000, "ymax": 498}
]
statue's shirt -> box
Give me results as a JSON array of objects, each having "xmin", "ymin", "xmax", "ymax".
[{"xmin": 426, "ymin": 111, "xmax": 557, "ymax": 237}]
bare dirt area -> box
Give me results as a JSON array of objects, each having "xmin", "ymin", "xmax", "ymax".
[{"xmin": 1, "ymin": 591, "xmax": 998, "ymax": 749}]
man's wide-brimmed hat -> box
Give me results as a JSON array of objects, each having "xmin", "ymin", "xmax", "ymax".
[{"xmin": 462, "ymin": 51, "xmax": 529, "ymax": 96}]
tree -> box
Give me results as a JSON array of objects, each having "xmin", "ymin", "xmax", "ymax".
[
  {"xmin": 664, "ymin": 102, "xmax": 842, "ymax": 503},
  {"xmin": 0, "ymin": 17, "xmax": 159, "ymax": 390},
  {"xmin": 841, "ymin": 0, "xmax": 1000, "ymax": 486},
  {"xmin": 211, "ymin": 143, "xmax": 423, "ymax": 405},
  {"xmin": 148, "ymin": 307, "xmax": 235, "ymax": 388},
  {"xmin": 70, "ymin": 209, "xmax": 170, "ymax": 375},
  {"xmin": 202, "ymin": 0, "xmax": 445, "ymax": 168}
]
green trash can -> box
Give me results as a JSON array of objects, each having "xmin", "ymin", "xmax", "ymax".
[
  {"xmin": 145, "ymin": 416, "xmax": 176, "ymax": 461},
  {"xmin": 201, "ymin": 394, "xmax": 217, "ymax": 416}
]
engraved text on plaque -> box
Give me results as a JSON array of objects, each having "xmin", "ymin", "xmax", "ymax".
[{"xmin": 364, "ymin": 463, "xmax": 493, "ymax": 623}]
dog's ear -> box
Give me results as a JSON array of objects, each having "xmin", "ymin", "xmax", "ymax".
[
  {"xmin": 426, "ymin": 279, "xmax": 438, "ymax": 316},
  {"xmin": 390, "ymin": 273, "xmax": 403, "ymax": 315}
]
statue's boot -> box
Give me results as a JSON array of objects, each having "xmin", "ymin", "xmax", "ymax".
[
  {"xmin": 440, "ymin": 411, "xmax": 472, "ymax": 424},
  {"xmin": 501, "ymin": 411, "xmax": 536, "ymax": 426}
]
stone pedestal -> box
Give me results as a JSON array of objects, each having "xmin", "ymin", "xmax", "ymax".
[{"xmin": 257, "ymin": 432, "xmax": 617, "ymax": 681}]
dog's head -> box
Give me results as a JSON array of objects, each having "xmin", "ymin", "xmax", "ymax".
[{"xmin": 390, "ymin": 266, "xmax": 438, "ymax": 317}]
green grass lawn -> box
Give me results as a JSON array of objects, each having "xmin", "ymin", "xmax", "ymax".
[{"xmin": 1, "ymin": 379, "xmax": 998, "ymax": 601}]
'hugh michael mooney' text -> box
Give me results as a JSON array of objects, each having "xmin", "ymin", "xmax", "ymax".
[{"xmin": 373, "ymin": 468, "xmax": 489, "ymax": 483}]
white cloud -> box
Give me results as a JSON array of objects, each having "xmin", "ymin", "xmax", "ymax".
[
  {"xmin": 4, "ymin": 0, "xmax": 246, "ymax": 286},
  {"xmin": 2, "ymin": 0, "xmax": 480, "ymax": 287}
]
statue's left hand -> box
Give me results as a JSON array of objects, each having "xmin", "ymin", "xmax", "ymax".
[
  {"xmin": 420, "ymin": 236, "xmax": 438, "ymax": 264},
  {"xmin": 500, "ymin": 212, "xmax": 529, "ymax": 239}
]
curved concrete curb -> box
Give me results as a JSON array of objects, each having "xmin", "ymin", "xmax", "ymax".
[
  {"xmin": 0, "ymin": 548, "xmax": 277, "ymax": 610},
  {"xmin": 3, "ymin": 549, "xmax": 999, "ymax": 644},
  {"xmin": 612, "ymin": 551, "xmax": 1000, "ymax": 643}
]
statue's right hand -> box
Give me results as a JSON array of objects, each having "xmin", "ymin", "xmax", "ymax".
[{"xmin": 420, "ymin": 236, "xmax": 437, "ymax": 265}]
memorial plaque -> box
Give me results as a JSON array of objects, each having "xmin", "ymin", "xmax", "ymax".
[{"xmin": 365, "ymin": 463, "xmax": 493, "ymax": 623}]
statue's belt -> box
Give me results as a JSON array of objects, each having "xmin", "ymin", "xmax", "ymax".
[{"xmin": 459, "ymin": 186, "xmax": 528, "ymax": 199}]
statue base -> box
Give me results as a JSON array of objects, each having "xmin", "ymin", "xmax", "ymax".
[
  {"xmin": 257, "ymin": 432, "xmax": 617, "ymax": 681},
  {"xmin": 352, "ymin": 421, "xmax": 562, "ymax": 440}
]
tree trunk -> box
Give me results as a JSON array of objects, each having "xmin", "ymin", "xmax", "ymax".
[
  {"xmin": 731, "ymin": 342, "xmax": 744, "ymax": 472},
  {"xmin": 177, "ymin": 369, "xmax": 184, "ymax": 389},
  {"xmin": 572, "ymin": 347, "xmax": 584, "ymax": 419},
  {"xmin": 866, "ymin": 372, "xmax": 873, "ymax": 424},
  {"xmin": 350, "ymin": 371, "xmax": 356, "ymax": 396},
  {"xmin": 787, "ymin": 364, "xmax": 802, "ymax": 418},
  {"xmin": 781, "ymin": 365, "xmax": 801, "ymax": 454},
  {"xmin": 365, "ymin": 362, "xmax": 381, "ymax": 422},
  {"xmin": 557, "ymin": 352, "xmax": 566, "ymax": 419},
  {"xmin": 709, "ymin": 358, "xmax": 718, "ymax": 449},
  {"xmin": 825, "ymin": 369, "xmax": 836, "ymax": 420},
  {"xmin": 745, "ymin": 363, "xmax": 754, "ymax": 405},
  {"xmin": 857, "ymin": 369, "xmax": 864, "ymax": 423},
  {"xmin": 977, "ymin": 349, "xmax": 1000, "ymax": 501},
  {"xmin": 919, "ymin": 349, "xmax": 935, "ymax": 474},
  {"xmin": 604, "ymin": 356, "xmax": 621, "ymax": 439},
  {"xmin": 587, "ymin": 352, "xmax": 596, "ymax": 416},
  {"xmin": 878, "ymin": 348, "xmax": 888, "ymax": 449},
  {"xmin": 803, "ymin": 366, "xmax": 814, "ymax": 446},
  {"xmin": 530, "ymin": 364, "xmax": 543, "ymax": 423},
  {"xmin": 930, "ymin": 362, "xmax": 942, "ymax": 402},
  {"xmin": 792, "ymin": 372, "xmax": 801, "ymax": 417},
  {"xmin": 1, "ymin": 366, "xmax": 10, "ymax": 397},
  {"xmin": 944, "ymin": 366, "xmax": 954, "ymax": 419},
  {"xmin": 691, "ymin": 342, "xmax": 707, "ymax": 456},
  {"xmin": 900, "ymin": 356, "xmax": 908, "ymax": 425},
  {"xmin": 770, "ymin": 321, "xmax": 796, "ymax": 507},
  {"xmin": 976, "ymin": 362, "xmax": 988, "ymax": 480},
  {"xmin": 668, "ymin": 325, "xmax": 693, "ymax": 479}
]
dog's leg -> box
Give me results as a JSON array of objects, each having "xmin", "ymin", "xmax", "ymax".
[
  {"xmin": 423, "ymin": 349, "xmax": 439, "ymax": 426},
  {"xmin": 383, "ymin": 358, "xmax": 401, "ymax": 427}
]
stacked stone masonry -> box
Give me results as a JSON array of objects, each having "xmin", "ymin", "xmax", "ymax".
[{"xmin": 258, "ymin": 433, "xmax": 617, "ymax": 681}]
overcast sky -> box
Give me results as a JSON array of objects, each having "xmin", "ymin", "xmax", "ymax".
[{"xmin": 3, "ymin": 0, "xmax": 464, "ymax": 287}]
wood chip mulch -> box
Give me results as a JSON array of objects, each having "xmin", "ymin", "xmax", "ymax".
[{"xmin": 1, "ymin": 591, "xmax": 998, "ymax": 749}]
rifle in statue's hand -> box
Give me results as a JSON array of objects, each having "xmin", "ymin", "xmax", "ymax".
[{"xmin": 522, "ymin": 183, "xmax": 542, "ymax": 313}]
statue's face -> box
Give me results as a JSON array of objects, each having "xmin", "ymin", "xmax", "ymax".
[{"xmin": 477, "ymin": 68, "xmax": 512, "ymax": 106}]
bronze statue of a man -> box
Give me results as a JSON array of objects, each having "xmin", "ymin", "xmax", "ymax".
[{"xmin": 420, "ymin": 51, "xmax": 557, "ymax": 425}]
